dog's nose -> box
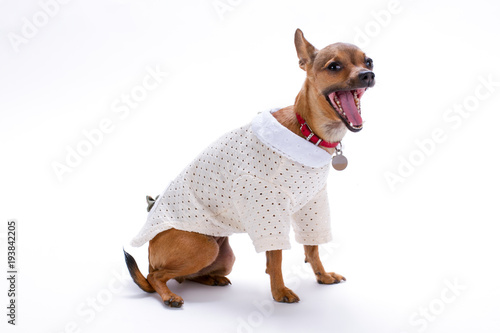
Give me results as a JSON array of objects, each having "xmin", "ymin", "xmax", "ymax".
[{"xmin": 358, "ymin": 71, "xmax": 375, "ymax": 86}]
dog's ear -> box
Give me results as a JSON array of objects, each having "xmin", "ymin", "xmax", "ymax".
[{"xmin": 294, "ymin": 29, "xmax": 317, "ymax": 71}]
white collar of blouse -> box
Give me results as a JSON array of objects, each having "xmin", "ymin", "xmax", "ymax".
[{"xmin": 251, "ymin": 109, "xmax": 332, "ymax": 168}]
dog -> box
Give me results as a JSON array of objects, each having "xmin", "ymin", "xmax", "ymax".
[{"xmin": 124, "ymin": 29, "xmax": 375, "ymax": 308}]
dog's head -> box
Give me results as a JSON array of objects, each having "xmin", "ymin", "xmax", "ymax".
[{"xmin": 295, "ymin": 29, "xmax": 375, "ymax": 133}]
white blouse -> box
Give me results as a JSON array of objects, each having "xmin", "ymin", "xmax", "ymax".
[{"xmin": 130, "ymin": 109, "xmax": 333, "ymax": 252}]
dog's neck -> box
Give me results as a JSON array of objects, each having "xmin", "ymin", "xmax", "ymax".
[{"xmin": 273, "ymin": 80, "xmax": 347, "ymax": 155}]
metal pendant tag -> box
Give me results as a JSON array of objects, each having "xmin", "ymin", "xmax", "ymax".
[{"xmin": 331, "ymin": 145, "xmax": 348, "ymax": 171}]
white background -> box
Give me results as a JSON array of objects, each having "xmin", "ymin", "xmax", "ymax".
[{"xmin": 1, "ymin": 0, "xmax": 500, "ymax": 332}]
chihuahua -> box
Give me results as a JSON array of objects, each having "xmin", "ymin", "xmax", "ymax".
[{"xmin": 124, "ymin": 29, "xmax": 375, "ymax": 307}]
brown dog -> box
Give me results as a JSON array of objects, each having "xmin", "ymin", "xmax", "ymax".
[{"xmin": 124, "ymin": 29, "xmax": 375, "ymax": 308}]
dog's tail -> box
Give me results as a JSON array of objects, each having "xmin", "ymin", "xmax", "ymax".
[
  {"xmin": 123, "ymin": 249, "xmax": 155, "ymax": 293},
  {"xmin": 146, "ymin": 195, "xmax": 159, "ymax": 212}
]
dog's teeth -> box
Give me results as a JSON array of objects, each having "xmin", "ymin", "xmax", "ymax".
[
  {"xmin": 333, "ymin": 94, "xmax": 344, "ymax": 114},
  {"xmin": 334, "ymin": 95, "xmax": 342, "ymax": 109},
  {"xmin": 353, "ymin": 93, "xmax": 361, "ymax": 113}
]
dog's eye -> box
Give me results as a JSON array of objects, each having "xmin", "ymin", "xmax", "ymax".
[
  {"xmin": 365, "ymin": 58, "xmax": 373, "ymax": 68},
  {"xmin": 327, "ymin": 62, "xmax": 341, "ymax": 71}
]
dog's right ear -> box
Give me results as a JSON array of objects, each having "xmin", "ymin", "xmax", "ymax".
[{"xmin": 294, "ymin": 29, "xmax": 317, "ymax": 71}]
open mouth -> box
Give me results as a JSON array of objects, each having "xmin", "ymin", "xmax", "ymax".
[{"xmin": 325, "ymin": 88, "xmax": 366, "ymax": 132}]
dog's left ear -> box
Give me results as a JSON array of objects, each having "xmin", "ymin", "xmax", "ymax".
[{"xmin": 294, "ymin": 29, "xmax": 317, "ymax": 71}]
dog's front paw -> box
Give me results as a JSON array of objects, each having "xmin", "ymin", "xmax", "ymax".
[
  {"xmin": 316, "ymin": 272, "xmax": 346, "ymax": 284},
  {"xmin": 272, "ymin": 287, "xmax": 300, "ymax": 303}
]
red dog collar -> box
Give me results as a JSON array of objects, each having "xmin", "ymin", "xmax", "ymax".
[{"xmin": 296, "ymin": 113, "xmax": 340, "ymax": 148}]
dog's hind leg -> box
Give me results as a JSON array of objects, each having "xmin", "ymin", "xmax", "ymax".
[
  {"xmin": 183, "ymin": 236, "xmax": 235, "ymax": 286},
  {"xmin": 147, "ymin": 229, "xmax": 220, "ymax": 307},
  {"xmin": 147, "ymin": 269, "xmax": 185, "ymax": 307}
]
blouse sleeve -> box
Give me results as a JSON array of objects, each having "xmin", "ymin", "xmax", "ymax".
[{"xmin": 291, "ymin": 186, "xmax": 332, "ymax": 245}]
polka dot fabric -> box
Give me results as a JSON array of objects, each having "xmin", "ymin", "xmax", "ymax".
[
  {"xmin": 292, "ymin": 186, "xmax": 332, "ymax": 245},
  {"xmin": 130, "ymin": 110, "xmax": 333, "ymax": 252}
]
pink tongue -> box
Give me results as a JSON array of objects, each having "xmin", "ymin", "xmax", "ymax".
[{"xmin": 336, "ymin": 91, "xmax": 362, "ymax": 127}]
